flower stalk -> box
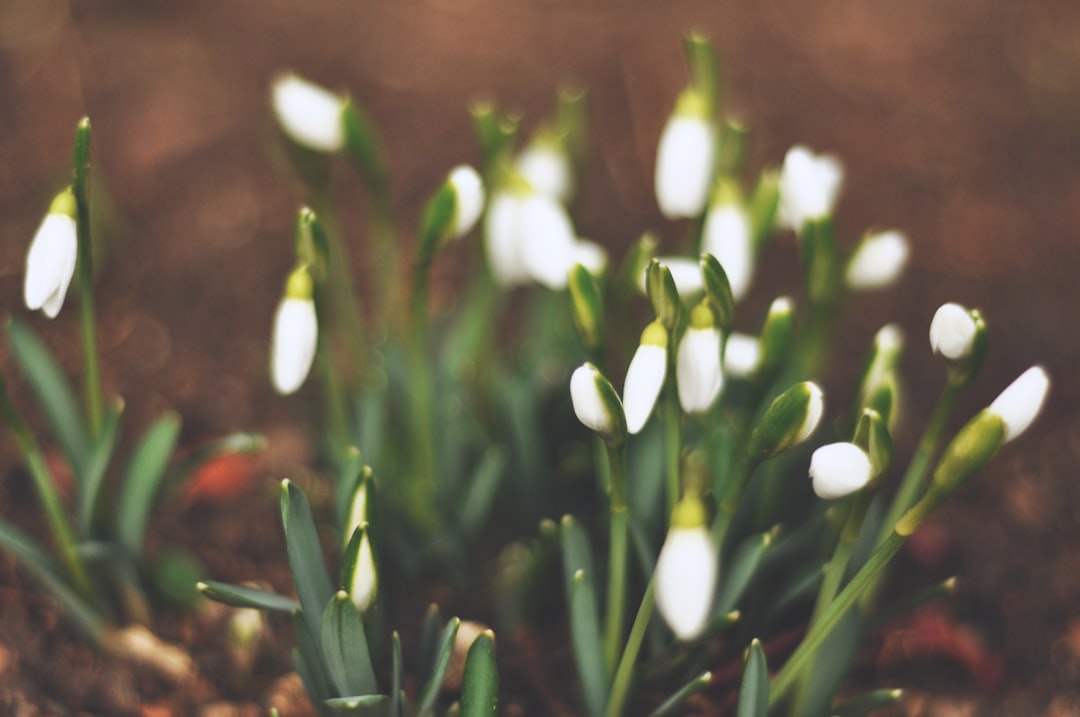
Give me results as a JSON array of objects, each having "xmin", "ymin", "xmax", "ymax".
[{"xmin": 73, "ymin": 118, "xmax": 104, "ymax": 440}]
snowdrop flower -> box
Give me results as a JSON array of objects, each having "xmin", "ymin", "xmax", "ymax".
[
  {"xmin": 484, "ymin": 190, "xmax": 532, "ymax": 287},
  {"xmin": 845, "ymin": 230, "xmax": 910, "ymax": 290},
  {"xmin": 677, "ymin": 303, "xmax": 723, "ymax": 414},
  {"xmin": 929, "ymin": 302, "xmax": 978, "ymax": 361},
  {"xmin": 484, "ymin": 188, "xmax": 577, "ymax": 289},
  {"xmin": 723, "ymin": 332, "xmax": 761, "ymax": 378},
  {"xmin": 639, "ymin": 257, "xmax": 704, "ymax": 299},
  {"xmin": 655, "ymin": 89, "xmax": 716, "ymax": 219},
  {"xmin": 701, "ymin": 204, "xmax": 754, "ymax": 300},
  {"xmin": 987, "ymin": 366, "xmax": 1050, "ymax": 442},
  {"xmin": 655, "ymin": 494, "xmax": 716, "ymax": 641},
  {"xmin": 809, "ymin": 442, "xmax": 873, "ymax": 500},
  {"xmin": 270, "ymin": 265, "xmax": 318, "ymax": 395},
  {"xmin": 271, "ymin": 73, "xmax": 347, "ymax": 153},
  {"xmin": 570, "ymin": 239, "xmax": 608, "ymax": 276},
  {"xmin": 342, "ymin": 473, "xmax": 377, "ymax": 611},
  {"xmin": 750, "ymin": 382, "xmax": 824, "ymax": 459},
  {"xmin": 347, "ymin": 528, "xmax": 377, "ymax": 612},
  {"xmin": 448, "ymin": 165, "xmax": 485, "ymax": 239},
  {"xmin": 516, "ymin": 141, "xmax": 572, "ymax": 202},
  {"xmin": 24, "ymin": 190, "xmax": 78, "ymax": 319},
  {"xmin": 570, "ymin": 363, "xmax": 626, "ymax": 442},
  {"xmin": 777, "ymin": 145, "xmax": 843, "ymax": 230},
  {"xmin": 624, "ymin": 321, "xmax": 668, "ymax": 434}
]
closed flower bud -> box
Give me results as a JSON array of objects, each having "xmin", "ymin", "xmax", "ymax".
[
  {"xmin": 570, "ymin": 363, "xmax": 627, "ymax": 442},
  {"xmin": 749, "ymin": 381, "xmax": 824, "ymax": 459},
  {"xmin": 639, "ymin": 257, "xmax": 705, "ymax": 299},
  {"xmin": 655, "ymin": 495, "xmax": 716, "ymax": 641},
  {"xmin": 723, "ymin": 332, "xmax": 761, "ymax": 378},
  {"xmin": 809, "ymin": 442, "xmax": 873, "ymax": 500},
  {"xmin": 484, "ymin": 190, "xmax": 531, "ymax": 287},
  {"xmin": 655, "ymin": 90, "xmax": 716, "ymax": 219},
  {"xmin": 448, "ymin": 165, "xmax": 485, "ymax": 239},
  {"xmin": 987, "ymin": 365, "xmax": 1050, "ymax": 443},
  {"xmin": 516, "ymin": 141, "xmax": 572, "ymax": 202},
  {"xmin": 270, "ymin": 266, "xmax": 317, "ymax": 395},
  {"xmin": 520, "ymin": 194, "xmax": 577, "ymax": 290},
  {"xmin": 845, "ymin": 230, "xmax": 910, "ymax": 290},
  {"xmin": 624, "ymin": 321, "xmax": 669, "ymax": 434},
  {"xmin": 271, "ymin": 73, "xmax": 347, "ymax": 153},
  {"xmin": 24, "ymin": 190, "xmax": 78, "ymax": 319},
  {"xmin": 778, "ymin": 145, "xmax": 843, "ymax": 231},
  {"xmin": 929, "ymin": 302, "xmax": 977, "ymax": 360},
  {"xmin": 677, "ymin": 304, "xmax": 724, "ymax": 414},
  {"xmin": 702, "ymin": 204, "xmax": 754, "ymax": 301}
]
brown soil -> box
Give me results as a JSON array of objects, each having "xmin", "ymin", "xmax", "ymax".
[{"xmin": 2, "ymin": 1, "xmax": 1080, "ymax": 715}]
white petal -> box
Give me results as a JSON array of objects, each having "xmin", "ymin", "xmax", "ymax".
[
  {"xmin": 484, "ymin": 192, "xmax": 530, "ymax": 287},
  {"xmin": 570, "ymin": 364, "xmax": 615, "ymax": 435},
  {"xmin": 701, "ymin": 206, "xmax": 754, "ymax": 300},
  {"xmin": 655, "ymin": 526, "xmax": 717, "ymax": 640},
  {"xmin": 778, "ymin": 145, "xmax": 843, "ymax": 230},
  {"xmin": 24, "ymin": 213, "xmax": 78, "ymax": 318},
  {"xmin": 987, "ymin": 366, "xmax": 1050, "ymax": 442},
  {"xmin": 349, "ymin": 533, "xmax": 378, "ymax": 612},
  {"xmin": 655, "ymin": 116, "xmax": 716, "ymax": 219},
  {"xmin": 623, "ymin": 344, "xmax": 667, "ymax": 434},
  {"xmin": 846, "ymin": 230, "xmax": 910, "ymax": 290},
  {"xmin": 516, "ymin": 145, "xmax": 572, "ymax": 202},
  {"xmin": 809, "ymin": 442, "xmax": 873, "ymax": 500},
  {"xmin": 571, "ymin": 239, "xmax": 608, "ymax": 276},
  {"xmin": 723, "ymin": 332, "xmax": 761, "ymax": 378},
  {"xmin": 677, "ymin": 327, "xmax": 723, "ymax": 414},
  {"xmin": 271, "ymin": 74, "xmax": 346, "ymax": 153},
  {"xmin": 657, "ymin": 257, "xmax": 705, "ymax": 298},
  {"xmin": 797, "ymin": 382, "xmax": 825, "ymax": 444},
  {"xmin": 520, "ymin": 194, "xmax": 577, "ymax": 289},
  {"xmin": 271, "ymin": 297, "xmax": 318, "ymax": 395},
  {"xmin": 449, "ymin": 165, "xmax": 485, "ymax": 238},
  {"xmin": 929, "ymin": 302, "xmax": 977, "ymax": 360}
]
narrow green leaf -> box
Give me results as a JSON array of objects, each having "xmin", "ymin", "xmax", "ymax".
[
  {"xmin": 117, "ymin": 413, "xmax": 181, "ymax": 558},
  {"xmin": 416, "ymin": 603, "xmax": 443, "ymax": 694},
  {"xmin": 391, "ymin": 631, "xmax": 404, "ymax": 717},
  {"xmin": 196, "ymin": 580, "xmax": 300, "ymax": 612},
  {"xmin": 736, "ymin": 639, "xmax": 768, "ymax": 717},
  {"xmin": 646, "ymin": 671, "xmax": 711, "ymax": 717},
  {"xmin": 793, "ymin": 609, "xmax": 861, "ymax": 717},
  {"xmin": 6, "ymin": 317, "xmax": 89, "ymax": 472},
  {"xmin": 78, "ymin": 397, "xmax": 123, "ymax": 535},
  {"xmin": 294, "ymin": 610, "xmax": 333, "ymax": 706},
  {"xmin": 569, "ymin": 570, "xmax": 607, "ymax": 717},
  {"xmin": 342, "ymin": 100, "xmax": 389, "ymax": 194},
  {"xmin": 325, "ymin": 695, "xmax": 390, "ymax": 715},
  {"xmin": 459, "ymin": 630, "xmax": 498, "ymax": 717},
  {"xmin": 322, "ymin": 591, "xmax": 378, "ymax": 698},
  {"xmin": 417, "ymin": 617, "xmax": 461, "ymax": 716},
  {"xmin": 459, "ymin": 446, "xmax": 507, "ymax": 537},
  {"xmin": 715, "ymin": 530, "xmax": 774, "ymax": 614},
  {"xmin": 831, "ymin": 688, "xmax": 902, "ymax": 717},
  {"xmin": 282, "ymin": 479, "xmax": 335, "ymax": 647}
]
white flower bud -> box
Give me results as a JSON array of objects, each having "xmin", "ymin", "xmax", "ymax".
[
  {"xmin": 777, "ymin": 145, "xmax": 843, "ymax": 230},
  {"xmin": 929, "ymin": 302, "xmax": 977, "ymax": 360},
  {"xmin": 809, "ymin": 442, "xmax": 873, "ymax": 500},
  {"xmin": 348, "ymin": 530, "xmax": 377, "ymax": 612},
  {"xmin": 484, "ymin": 191, "xmax": 531, "ymax": 287},
  {"xmin": 723, "ymin": 332, "xmax": 761, "ymax": 378},
  {"xmin": 448, "ymin": 165, "xmax": 485, "ymax": 239},
  {"xmin": 570, "ymin": 363, "xmax": 620, "ymax": 437},
  {"xmin": 677, "ymin": 306, "xmax": 723, "ymax": 414},
  {"xmin": 655, "ymin": 112, "xmax": 716, "ymax": 219},
  {"xmin": 987, "ymin": 366, "xmax": 1049, "ymax": 443},
  {"xmin": 638, "ymin": 257, "xmax": 704, "ymax": 299},
  {"xmin": 701, "ymin": 205, "xmax": 754, "ymax": 300},
  {"xmin": 570, "ymin": 239, "xmax": 608, "ymax": 276},
  {"xmin": 798, "ymin": 382, "xmax": 826, "ymax": 444},
  {"xmin": 520, "ymin": 194, "xmax": 577, "ymax": 290},
  {"xmin": 271, "ymin": 73, "xmax": 346, "ymax": 153},
  {"xmin": 845, "ymin": 230, "xmax": 910, "ymax": 290},
  {"xmin": 655, "ymin": 523, "xmax": 717, "ymax": 641},
  {"xmin": 624, "ymin": 322, "xmax": 668, "ymax": 434},
  {"xmin": 516, "ymin": 143, "xmax": 572, "ymax": 202},
  {"xmin": 270, "ymin": 268, "xmax": 317, "ymax": 395},
  {"xmin": 24, "ymin": 212, "xmax": 78, "ymax": 319}
]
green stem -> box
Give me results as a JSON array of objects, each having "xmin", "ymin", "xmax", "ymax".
[
  {"xmin": 73, "ymin": 118, "xmax": 103, "ymax": 440},
  {"xmin": 0, "ymin": 377, "xmax": 93, "ymax": 599},
  {"xmin": 604, "ymin": 580, "xmax": 655, "ymax": 717},
  {"xmin": 405, "ymin": 256, "xmax": 438, "ymax": 533},
  {"xmin": 663, "ymin": 390, "xmax": 681, "ymax": 520},
  {"xmin": 711, "ymin": 453, "xmax": 758, "ymax": 551},
  {"xmin": 603, "ymin": 441, "xmax": 629, "ymax": 673},
  {"xmin": 315, "ymin": 324, "xmax": 351, "ymax": 469},
  {"xmin": 769, "ymin": 530, "xmax": 906, "ymax": 706}
]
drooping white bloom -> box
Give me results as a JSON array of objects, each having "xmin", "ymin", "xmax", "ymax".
[
  {"xmin": 270, "ymin": 268, "xmax": 318, "ymax": 395},
  {"xmin": 723, "ymin": 332, "xmax": 761, "ymax": 378},
  {"xmin": 929, "ymin": 302, "xmax": 977, "ymax": 360},
  {"xmin": 677, "ymin": 305, "xmax": 723, "ymax": 414},
  {"xmin": 24, "ymin": 212, "xmax": 78, "ymax": 319},
  {"xmin": 484, "ymin": 191, "xmax": 531, "ymax": 287},
  {"xmin": 655, "ymin": 110, "xmax": 716, "ymax": 219},
  {"xmin": 987, "ymin": 366, "xmax": 1050, "ymax": 442},
  {"xmin": 570, "ymin": 239, "xmax": 608, "ymax": 276},
  {"xmin": 448, "ymin": 165, "xmax": 485, "ymax": 238},
  {"xmin": 655, "ymin": 523, "xmax": 717, "ymax": 640},
  {"xmin": 516, "ymin": 143, "xmax": 572, "ymax": 202},
  {"xmin": 570, "ymin": 363, "xmax": 619, "ymax": 436},
  {"xmin": 271, "ymin": 73, "xmax": 347, "ymax": 153},
  {"xmin": 809, "ymin": 442, "xmax": 873, "ymax": 500},
  {"xmin": 777, "ymin": 145, "xmax": 843, "ymax": 230},
  {"xmin": 624, "ymin": 322, "xmax": 668, "ymax": 434},
  {"xmin": 701, "ymin": 205, "xmax": 754, "ymax": 300},
  {"xmin": 520, "ymin": 194, "xmax": 577, "ymax": 290},
  {"xmin": 846, "ymin": 230, "xmax": 910, "ymax": 290}
]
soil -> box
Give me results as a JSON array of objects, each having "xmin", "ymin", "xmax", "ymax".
[{"xmin": 2, "ymin": 1, "xmax": 1080, "ymax": 715}]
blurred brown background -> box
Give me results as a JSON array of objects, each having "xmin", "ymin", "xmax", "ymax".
[{"xmin": 1, "ymin": 1, "xmax": 1079, "ymax": 714}]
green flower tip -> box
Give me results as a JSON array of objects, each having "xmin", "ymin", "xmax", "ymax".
[
  {"xmin": 283, "ymin": 264, "xmax": 313, "ymax": 301},
  {"xmin": 48, "ymin": 188, "xmax": 77, "ymax": 218},
  {"xmin": 674, "ymin": 87, "xmax": 710, "ymax": 120},
  {"xmin": 688, "ymin": 301, "xmax": 716, "ymax": 330},
  {"xmin": 670, "ymin": 494, "xmax": 708, "ymax": 529},
  {"xmin": 640, "ymin": 319, "xmax": 669, "ymax": 348}
]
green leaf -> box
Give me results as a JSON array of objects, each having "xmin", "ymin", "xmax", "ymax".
[
  {"xmin": 793, "ymin": 609, "xmax": 861, "ymax": 717},
  {"xmin": 569, "ymin": 570, "xmax": 607, "ymax": 717},
  {"xmin": 117, "ymin": 413, "xmax": 181, "ymax": 558},
  {"xmin": 419, "ymin": 181, "xmax": 457, "ymax": 260},
  {"xmin": 417, "ymin": 617, "xmax": 461, "ymax": 716},
  {"xmin": 559, "ymin": 515, "xmax": 596, "ymax": 614},
  {"xmin": 416, "ymin": 603, "xmax": 443, "ymax": 693},
  {"xmin": 78, "ymin": 397, "xmax": 123, "ymax": 535},
  {"xmin": 0, "ymin": 517, "xmax": 103, "ymax": 642},
  {"xmin": 321, "ymin": 591, "xmax": 378, "ymax": 698},
  {"xmin": 749, "ymin": 169, "xmax": 780, "ymax": 249},
  {"xmin": 715, "ymin": 529, "xmax": 774, "ymax": 614},
  {"xmin": 459, "ymin": 630, "xmax": 498, "ymax": 717},
  {"xmin": 294, "ymin": 609, "xmax": 333, "ymax": 706},
  {"xmin": 196, "ymin": 580, "xmax": 300, "ymax": 612},
  {"xmin": 342, "ymin": 99, "xmax": 389, "ymax": 194},
  {"xmin": 646, "ymin": 670, "xmax": 712, "ymax": 717},
  {"xmin": 459, "ymin": 446, "xmax": 507, "ymax": 537},
  {"xmin": 736, "ymin": 639, "xmax": 768, "ymax": 717},
  {"xmin": 325, "ymin": 695, "xmax": 390, "ymax": 715},
  {"xmin": 281, "ymin": 479, "xmax": 335, "ymax": 648},
  {"xmin": 831, "ymin": 688, "xmax": 902, "ymax": 717},
  {"xmin": 391, "ymin": 631, "xmax": 404, "ymax": 717},
  {"xmin": 6, "ymin": 317, "xmax": 89, "ymax": 473}
]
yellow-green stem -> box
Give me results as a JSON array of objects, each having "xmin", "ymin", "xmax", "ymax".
[
  {"xmin": 604, "ymin": 580, "xmax": 655, "ymax": 717},
  {"xmin": 663, "ymin": 390, "xmax": 681, "ymax": 521},
  {"xmin": 405, "ymin": 256, "xmax": 439, "ymax": 532},
  {"xmin": 73, "ymin": 118, "xmax": 103, "ymax": 440},
  {"xmin": 603, "ymin": 441, "xmax": 629, "ymax": 673}
]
